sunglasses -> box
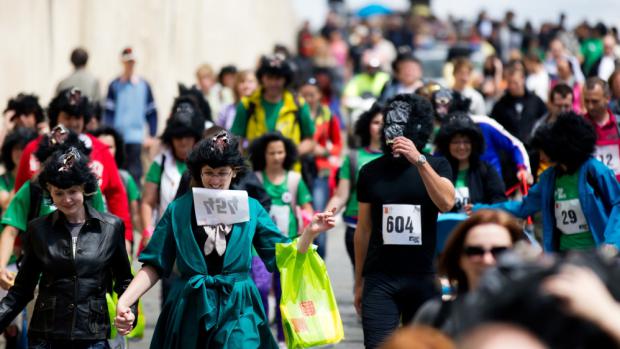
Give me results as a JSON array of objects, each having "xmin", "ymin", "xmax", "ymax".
[{"xmin": 463, "ymin": 246, "xmax": 509, "ymax": 258}]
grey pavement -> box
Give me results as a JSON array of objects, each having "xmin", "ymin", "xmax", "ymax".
[{"xmin": 128, "ymin": 218, "xmax": 364, "ymax": 348}]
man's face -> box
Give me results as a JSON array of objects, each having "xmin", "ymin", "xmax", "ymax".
[
  {"xmin": 548, "ymin": 93, "xmax": 573, "ymax": 117},
  {"xmin": 122, "ymin": 60, "xmax": 135, "ymax": 75},
  {"xmin": 57, "ymin": 111, "xmax": 84, "ymax": 134},
  {"xmin": 261, "ymin": 74, "xmax": 286, "ymax": 95},
  {"xmin": 397, "ymin": 61, "xmax": 422, "ymax": 86},
  {"xmin": 584, "ymin": 85, "xmax": 610, "ymax": 118},
  {"xmin": 506, "ymin": 71, "xmax": 525, "ymax": 97}
]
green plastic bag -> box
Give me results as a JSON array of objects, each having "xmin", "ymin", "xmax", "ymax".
[{"xmin": 276, "ymin": 240, "xmax": 344, "ymax": 348}]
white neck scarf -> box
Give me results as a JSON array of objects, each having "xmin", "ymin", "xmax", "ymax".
[{"xmin": 202, "ymin": 224, "xmax": 232, "ymax": 256}]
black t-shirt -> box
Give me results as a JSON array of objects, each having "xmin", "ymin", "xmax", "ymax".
[{"xmin": 357, "ymin": 154, "xmax": 452, "ymax": 275}]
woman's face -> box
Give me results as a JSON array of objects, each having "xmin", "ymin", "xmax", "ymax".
[
  {"xmin": 172, "ymin": 136, "xmax": 196, "ymax": 161},
  {"xmin": 265, "ymin": 140, "xmax": 286, "ymax": 170},
  {"xmin": 459, "ymin": 223, "xmax": 513, "ymax": 289},
  {"xmin": 449, "ymin": 134, "xmax": 472, "ymax": 162},
  {"xmin": 369, "ymin": 113, "xmax": 384, "ymax": 144},
  {"xmin": 97, "ymin": 134, "xmax": 116, "ymax": 159},
  {"xmin": 48, "ymin": 184, "xmax": 85, "ymax": 218},
  {"xmin": 299, "ymin": 84, "xmax": 322, "ymax": 109},
  {"xmin": 200, "ymin": 165, "xmax": 235, "ymax": 190},
  {"xmin": 237, "ymin": 74, "xmax": 258, "ymax": 97}
]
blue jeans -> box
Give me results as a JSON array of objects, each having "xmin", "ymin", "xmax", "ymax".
[
  {"xmin": 29, "ymin": 339, "xmax": 109, "ymax": 349},
  {"xmin": 362, "ymin": 272, "xmax": 438, "ymax": 349},
  {"xmin": 311, "ymin": 176, "xmax": 329, "ymax": 258}
]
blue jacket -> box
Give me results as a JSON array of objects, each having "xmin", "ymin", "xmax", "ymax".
[{"xmin": 474, "ymin": 158, "xmax": 620, "ymax": 252}]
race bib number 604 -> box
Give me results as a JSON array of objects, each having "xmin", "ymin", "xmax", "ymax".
[
  {"xmin": 193, "ymin": 188, "xmax": 250, "ymax": 225},
  {"xmin": 382, "ymin": 204, "xmax": 422, "ymax": 245}
]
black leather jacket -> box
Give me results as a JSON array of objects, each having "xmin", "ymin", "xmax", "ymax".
[{"xmin": 0, "ymin": 204, "xmax": 134, "ymax": 340}]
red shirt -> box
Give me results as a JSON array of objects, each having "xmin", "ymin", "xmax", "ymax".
[
  {"xmin": 15, "ymin": 134, "xmax": 134, "ymax": 241},
  {"xmin": 312, "ymin": 106, "xmax": 343, "ymax": 173},
  {"xmin": 585, "ymin": 110, "xmax": 620, "ymax": 181}
]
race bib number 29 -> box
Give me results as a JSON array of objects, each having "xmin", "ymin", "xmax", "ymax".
[{"xmin": 382, "ymin": 204, "xmax": 422, "ymax": 245}]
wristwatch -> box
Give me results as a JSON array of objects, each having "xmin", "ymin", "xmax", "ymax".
[{"xmin": 416, "ymin": 154, "xmax": 427, "ymax": 166}]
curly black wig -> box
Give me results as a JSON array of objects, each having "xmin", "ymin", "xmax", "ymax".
[
  {"xmin": 547, "ymin": 111, "xmax": 597, "ymax": 173},
  {"xmin": 186, "ymin": 131, "xmax": 247, "ymax": 185},
  {"xmin": 381, "ymin": 93, "xmax": 434, "ymax": 153},
  {"xmin": 178, "ymin": 83, "xmax": 212, "ymax": 122},
  {"xmin": 353, "ymin": 102, "xmax": 384, "ymax": 148},
  {"xmin": 249, "ymin": 132, "xmax": 298, "ymax": 172},
  {"xmin": 435, "ymin": 112, "xmax": 485, "ymax": 175},
  {"xmin": 4, "ymin": 93, "xmax": 45, "ymax": 124},
  {"xmin": 34, "ymin": 128, "xmax": 90, "ymax": 164},
  {"xmin": 89, "ymin": 126, "xmax": 126, "ymax": 168},
  {"xmin": 37, "ymin": 147, "xmax": 98, "ymax": 195},
  {"xmin": 48, "ymin": 88, "xmax": 92, "ymax": 128},
  {"xmin": 1, "ymin": 128, "xmax": 38, "ymax": 172},
  {"xmin": 256, "ymin": 54, "xmax": 294, "ymax": 87},
  {"xmin": 530, "ymin": 124, "xmax": 553, "ymax": 157},
  {"xmin": 161, "ymin": 96, "xmax": 205, "ymax": 146}
]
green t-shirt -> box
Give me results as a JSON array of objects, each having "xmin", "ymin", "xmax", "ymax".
[
  {"xmin": 145, "ymin": 159, "xmax": 187, "ymax": 185},
  {"xmin": 455, "ymin": 169, "xmax": 467, "ymax": 188},
  {"xmin": 230, "ymin": 98, "xmax": 315, "ymax": 140},
  {"xmin": 580, "ymin": 38, "xmax": 603, "ymax": 76},
  {"xmin": 554, "ymin": 172, "xmax": 596, "ymax": 251},
  {"xmin": 120, "ymin": 169, "xmax": 140, "ymax": 202},
  {"xmin": 1, "ymin": 180, "xmax": 106, "ymax": 232},
  {"xmin": 340, "ymin": 148, "xmax": 384, "ymax": 219},
  {"xmin": 262, "ymin": 172, "xmax": 312, "ymax": 238}
]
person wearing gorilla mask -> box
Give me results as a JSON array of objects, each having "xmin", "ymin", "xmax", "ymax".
[{"xmin": 354, "ymin": 94, "xmax": 455, "ymax": 348}]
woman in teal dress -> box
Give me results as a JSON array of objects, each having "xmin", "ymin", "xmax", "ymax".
[{"xmin": 114, "ymin": 131, "xmax": 335, "ymax": 348}]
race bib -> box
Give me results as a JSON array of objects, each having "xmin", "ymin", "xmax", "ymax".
[
  {"xmin": 594, "ymin": 144, "xmax": 620, "ymax": 175},
  {"xmin": 554, "ymin": 198, "xmax": 589, "ymax": 235},
  {"xmin": 454, "ymin": 187, "xmax": 470, "ymax": 213},
  {"xmin": 192, "ymin": 188, "xmax": 249, "ymax": 225},
  {"xmin": 382, "ymin": 204, "xmax": 422, "ymax": 245},
  {"xmin": 270, "ymin": 204, "xmax": 290, "ymax": 236}
]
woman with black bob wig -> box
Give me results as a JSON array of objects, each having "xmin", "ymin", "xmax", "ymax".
[
  {"xmin": 114, "ymin": 131, "xmax": 336, "ymax": 348},
  {"xmin": 474, "ymin": 111, "xmax": 620, "ymax": 253},
  {"xmin": 0, "ymin": 127, "xmax": 38, "ymax": 211},
  {"xmin": 435, "ymin": 112, "xmax": 506, "ymax": 212},
  {"xmin": 0, "ymin": 147, "xmax": 135, "ymax": 347}
]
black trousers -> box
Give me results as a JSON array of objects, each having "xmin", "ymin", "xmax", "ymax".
[
  {"xmin": 124, "ymin": 143, "xmax": 143, "ymax": 186},
  {"xmin": 362, "ymin": 272, "xmax": 438, "ymax": 349}
]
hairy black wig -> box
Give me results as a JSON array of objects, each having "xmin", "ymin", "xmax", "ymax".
[
  {"xmin": 353, "ymin": 102, "xmax": 384, "ymax": 148},
  {"xmin": 435, "ymin": 111, "xmax": 485, "ymax": 177},
  {"xmin": 161, "ymin": 96, "xmax": 205, "ymax": 146},
  {"xmin": 256, "ymin": 54, "xmax": 294, "ymax": 87},
  {"xmin": 248, "ymin": 132, "xmax": 298, "ymax": 172},
  {"xmin": 37, "ymin": 147, "xmax": 98, "ymax": 195},
  {"xmin": 547, "ymin": 111, "xmax": 597, "ymax": 173},
  {"xmin": 1, "ymin": 128, "xmax": 38, "ymax": 172},
  {"xmin": 186, "ymin": 131, "xmax": 246, "ymax": 185},
  {"xmin": 381, "ymin": 93, "xmax": 434, "ymax": 153},
  {"xmin": 89, "ymin": 126, "xmax": 126, "ymax": 168},
  {"xmin": 48, "ymin": 88, "xmax": 92, "ymax": 128},
  {"xmin": 4, "ymin": 93, "xmax": 45, "ymax": 124},
  {"xmin": 34, "ymin": 127, "xmax": 90, "ymax": 164}
]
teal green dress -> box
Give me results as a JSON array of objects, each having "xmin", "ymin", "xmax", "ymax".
[{"xmin": 139, "ymin": 193, "xmax": 290, "ymax": 348}]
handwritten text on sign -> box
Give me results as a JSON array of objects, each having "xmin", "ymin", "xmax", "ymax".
[{"xmin": 192, "ymin": 188, "xmax": 250, "ymax": 225}]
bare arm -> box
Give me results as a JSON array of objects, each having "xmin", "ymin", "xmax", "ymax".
[
  {"xmin": 115, "ymin": 264, "xmax": 160, "ymax": 335},
  {"xmin": 297, "ymin": 139, "xmax": 316, "ymax": 156},
  {"xmin": 140, "ymin": 182, "xmax": 158, "ymax": 238},
  {"xmin": 325, "ymin": 178, "xmax": 351, "ymax": 215},
  {"xmin": 0, "ymin": 226, "xmax": 19, "ymax": 290},
  {"xmin": 296, "ymin": 208, "xmax": 336, "ymax": 254},
  {"xmin": 391, "ymin": 136, "xmax": 455, "ymax": 212},
  {"xmin": 354, "ymin": 202, "xmax": 372, "ymax": 315}
]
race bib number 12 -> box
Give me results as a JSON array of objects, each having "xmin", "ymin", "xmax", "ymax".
[
  {"xmin": 382, "ymin": 204, "xmax": 422, "ymax": 245},
  {"xmin": 193, "ymin": 188, "xmax": 250, "ymax": 225}
]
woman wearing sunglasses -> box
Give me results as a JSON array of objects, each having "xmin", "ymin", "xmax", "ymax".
[
  {"xmin": 114, "ymin": 131, "xmax": 336, "ymax": 348},
  {"xmin": 414, "ymin": 209, "xmax": 523, "ymax": 334}
]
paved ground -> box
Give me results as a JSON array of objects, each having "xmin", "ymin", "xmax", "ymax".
[{"xmin": 129, "ymin": 218, "xmax": 364, "ymax": 348}]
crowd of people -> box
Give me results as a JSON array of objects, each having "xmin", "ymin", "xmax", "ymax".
[{"xmin": 1, "ymin": 4, "xmax": 620, "ymax": 349}]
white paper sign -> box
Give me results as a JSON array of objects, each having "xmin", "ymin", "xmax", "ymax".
[
  {"xmin": 554, "ymin": 198, "xmax": 589, "ymax": 235},
  {"xmin": 594, "ymin": 144, "xmax": 620, "ymax": 175},
  {"xmin": 382, "ymin": 204, "xmax": 422, "ymax": 245},
  {"xmin": 192, "ymin": 188, "xmax": 250, "ymax": 226}
]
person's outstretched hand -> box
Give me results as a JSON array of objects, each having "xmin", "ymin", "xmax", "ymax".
[{"xmin": 308, "ymin": 207, "xmax": 337, "ymax": 236}]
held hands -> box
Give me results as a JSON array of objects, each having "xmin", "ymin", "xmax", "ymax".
[
  {"xmin": 114, "ymin": 303, "xmax": 135, "ymax": 336},
  {"xmin": 306, "ymin": 207, "xmax": 337, "ymax": 236},
  {"xmin": 390, "ymin": 137, "xmax": 422, "ymax": 165},
  {"xmin": 0, "ymin": 268, "xmax": 15, "ymax": 290}
]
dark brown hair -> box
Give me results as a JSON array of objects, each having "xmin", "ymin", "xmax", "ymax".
[{"xmin": 438, "ymin": 210, "xmax": 523, "ymax": 294}]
